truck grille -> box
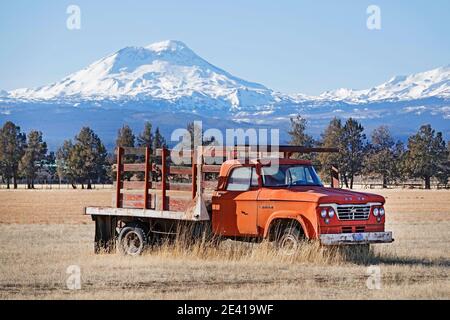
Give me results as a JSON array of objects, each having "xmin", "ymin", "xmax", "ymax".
[{"xmin": 337, "ymin": 204, "xmax": 371, "ymax": 220}]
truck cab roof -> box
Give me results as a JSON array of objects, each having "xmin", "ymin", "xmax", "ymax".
[{"xmin": 219, "ymin": 158, "xmax": 313, "ymax": 177}]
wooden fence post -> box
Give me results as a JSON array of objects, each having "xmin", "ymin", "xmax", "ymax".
[
  {"xmin": 144, "ymin": 147, "xmax": 150, "ymax": 209},
  {"xmin": 161, "ymin": 147, "xmax": 168, "ymax": 211},
  {"xmin": 116, "ymin": 147, "xmax": 123, "ymax": 208}
]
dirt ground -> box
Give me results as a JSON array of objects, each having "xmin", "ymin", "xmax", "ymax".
[{"xmin": 0, "ymin": 188, "xmax": 449, "ymax": 299}]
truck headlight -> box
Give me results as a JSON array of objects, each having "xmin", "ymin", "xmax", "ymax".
[
  {"xmin": 373, "ymin": 208, "xmax": 379, "ymax": 216},
  {"xmin": 321, "ymin": 209, "xmax": 328, "ymax": 218},
  {"xmin": 380, "ymin": 208, "xmax": 385, "ymax": 216},
  {"xmin": 328, "ymin": 208, "xmax": 335, "ymax": 218}
]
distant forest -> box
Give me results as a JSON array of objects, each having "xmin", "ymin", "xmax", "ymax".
[{"xmin": 0, "ymin": 116, "xmax": 449, "ymax": 190}]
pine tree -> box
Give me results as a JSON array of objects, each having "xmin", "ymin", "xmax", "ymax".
[
  {"xmin": 116, "ymin": 125, "xmax": 135, "ymax": 148},
  {"xmin": 44, "ymin": 151, "xmax": 57, "ymax": 183},
  {"xmin": 288, "ymin": 115, "xmax": 315, "ymax": 146},
  {"xmin": 56, "ymin": 140, "xmax": 76, "ymax": 187},
  {"xmin": 19, "ymin": 130, "xmax": 47, "ymax": 189},
  {"xmin": 317, "ymin": 117, "xmax": 344, "ymax": 183},
  {"xmin": 68, "ymin": 142, "xmax": 86, "ymax": 188},
  {"xmin": 404, "ymin": 124, "xmax": 448, "ymax": 189},
  {"xmin": 364, "ymin": 126, "xmax": 404, "ymax": 188},
  {"xmin": 0, "ymin": 121, "xmax": 26, "ymax": 189},
  {"xmin": 341, "ymin": 118, "xmax": 366, "ymax": 189},
  {"xmin": 56, "ymin": 128, "xmax": 107, "ymax": 189},
  {"xmin": 185, "ymin": 121, "xmax": 214, "ymax": 149},
  {"xmin": 105, "ymin": 152, "xmax": 116, "ymax": 184},
  {"xmin": 152, "ymin": 127, "xmax": 167, "ymax": 154},
  {"xmin": 137, "ymin": 122, "xmax": 153, "ymax": 151},
  {"xmin": 442, "ymin": 142, "xmax": 450, "ymax": 186},
  {"xmin": 74, "ymin": 127, "xmax": 108, "ymax": 189},
  {"xmin": 116, "ymin": 125, "xmax": 136, "ymax": 180},
  {"xmin": 288, "ymin": 115, "xmax": 315, "ymax": 160},
  {"xmin": 186, "ymin": 122, "xmax": 199, "ymax": 149}
]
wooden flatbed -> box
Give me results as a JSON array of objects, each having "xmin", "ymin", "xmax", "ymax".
[{"xmin": 84, "ymin": 145, "xmax": 340, "ymax": 253}]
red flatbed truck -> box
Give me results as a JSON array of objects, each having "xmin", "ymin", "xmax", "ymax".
[{"xmin": 85, "ymin": 145, "xmax": 393, "ymax": 255}]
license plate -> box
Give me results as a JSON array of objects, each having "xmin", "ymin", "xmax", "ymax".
[{"xmin": 353, "ymin": 233, "xmax": 364, "ymax": 241}]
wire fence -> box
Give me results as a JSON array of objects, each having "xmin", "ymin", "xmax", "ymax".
[
  {"xmin": 0, "ymin": 183, "xmax": 114, "ymax": 190},
  {"xmin": 0, "ymin": 181, "xmax": 448, "ymax": 190}
]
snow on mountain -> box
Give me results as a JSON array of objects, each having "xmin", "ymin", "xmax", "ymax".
[
  {"xmin": 6, "ymin": 40, "xmax": 450, "ymax": 108},
  {"xmin": 319, "ymin": 65, "xmax": 450, "ymax": 103},
  {"xmin": 8, "ymin": 40, "xmax": 276, "ymax": 110},
  {"xmin": 1, "ymin": 40, "xmax": 449, "ymax": 147}
]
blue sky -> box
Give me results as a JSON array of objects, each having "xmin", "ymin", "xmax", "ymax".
[{"xmin": 0, "ymin": 0, "xmax": 449, "ymax": 95}]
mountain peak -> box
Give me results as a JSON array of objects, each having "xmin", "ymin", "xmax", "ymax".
[
  {"xmin": 110, "ymin": 40, "xmax": 196, "ymax": 72},
  {"xmin": 318, "ymin": 65, "xmax": 450, "ymax": 102},
  {"xmin": 7, "ymin": 40, "xmax": 269, "ymax": 103},
  {"xmin": 386, "ymin": 75, "xmax": 407, "ymax": 85},
  {"xmin": 145, "ymin": 40, "xmax": 189, "ymax": 53}
]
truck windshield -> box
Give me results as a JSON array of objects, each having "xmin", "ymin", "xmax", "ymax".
[{"xmin": 262, "ymin": 165, "xmax": 323, "ymax": 187}]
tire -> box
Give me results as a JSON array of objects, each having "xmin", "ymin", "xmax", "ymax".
[
  {"xmin": 118, "ymin": 224, "xmax": 148, "ymax": 256},
  {"xmin": 275, "ymin": 226, "xmax": 304, "ymax": 255}
]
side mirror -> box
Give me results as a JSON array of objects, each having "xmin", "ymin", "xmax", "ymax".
[{"xmin": 330, "ymin": 166, "xmax": 340, "ymax": 188}]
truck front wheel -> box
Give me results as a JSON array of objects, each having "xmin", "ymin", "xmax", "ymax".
[
  {"xmin": 275, "ymin": 226, "xmax": 304, "ymax": 255},
  {"xmin": 118, "ymin": 225, "xmax": 148, "ymax": 256}
]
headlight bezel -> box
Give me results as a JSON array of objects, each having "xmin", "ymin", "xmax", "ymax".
[
  {"xmin": 319, "ymin": 206, "xmax": 336, "ymax": 220},
  {"xmin": 372, "ymin": 206, "xmax": 386, "ymax": 218},
  {"xmin": 373, "ymin": 207, "xmax": 380, "ymax": 216},
  {"xmin": 328, "ymin": 207, "xmax": 336, "ymax": 218}
]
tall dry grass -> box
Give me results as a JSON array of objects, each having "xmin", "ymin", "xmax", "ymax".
[
  {"xmin": 151, "ymin": 240, "xmax": 378, "ymax": 265},
  {"xmin": 0, "ymin": 223, "xmax": 448, "ymax": 300},
  {"xmin": 0, "ymin": 189, "xmax": 449, "ymax": 299},
  {"xmin": 140, "ymin": 222, "xmax": 375, "ymax": 266}
]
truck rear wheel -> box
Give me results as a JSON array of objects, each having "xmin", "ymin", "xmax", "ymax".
[
  {"xmin": 275, "ymin": 226, "xmax": 304, "ymax": 255},
  {"xmin": 118, "ymin": 225, "xmax": 148, "ymax": 256}
]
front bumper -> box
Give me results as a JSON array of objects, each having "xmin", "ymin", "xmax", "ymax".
[{"xmin": 319, "ymin": 231, "xmax": 394, "ymax": 245}]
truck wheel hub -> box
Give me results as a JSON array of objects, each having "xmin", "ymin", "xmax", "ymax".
[
  {"xmin": 124, "ymin": 232, "xmax": 142, "ymax": 254},
  {"xmin": 280, "ymin": 235, "xmax": 298, "ymax": 255}
]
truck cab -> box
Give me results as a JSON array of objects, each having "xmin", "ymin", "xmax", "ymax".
[{"xmin": 212, "ymin": 158, "xmax": 393, "ymax": 249}]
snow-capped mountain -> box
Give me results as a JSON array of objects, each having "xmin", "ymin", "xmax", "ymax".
[
  {"xmin": 1, "ymin": 40, "xmax": 449, "ymax": 148},
  {"xmin": 319, "ymin": 65, "xmax": 450, "ymax": 103},
  {"xmin": 7, "ymin": 40, "xmax": 449, "ymax": 109},
  {"xmin": 9, "ymin": 40, "xmax": 278, "ymax": 111},
  {"xmin": 6, "ymin": 40, "xmax": 450, "ymax": 107}
]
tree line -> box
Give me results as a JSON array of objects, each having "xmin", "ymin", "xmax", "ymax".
[
  {"xmin": 0, "ymin": 118, "xmax": 449, "ymax": 189},
  {"xmin": 0, "ymin": 121, "xmax": 168, "ymax": 189},
  {"xmin": 288, "ymin": 116, "xmax": 450, "ymax": 189},
  {"xmin": 56, "ymin": 122, "xmax": 169, "ymax": 189},
  {"xmin": 0, "ymin": 122, "xmax": 48, "ymax": 189}
]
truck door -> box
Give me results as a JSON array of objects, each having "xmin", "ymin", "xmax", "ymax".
[{"xmin": 213, "ymin": 166, "xmax": 259, "ymax": 237}]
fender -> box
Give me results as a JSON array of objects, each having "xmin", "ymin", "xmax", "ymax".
[{"xmin": 263, "ymin": 210, "xmax": 317, "ymax": 239}]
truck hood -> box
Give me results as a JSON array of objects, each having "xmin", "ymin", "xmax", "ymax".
[{"xmin": 260, "ymin": 186, "xmax": 385, "ymax": 205}]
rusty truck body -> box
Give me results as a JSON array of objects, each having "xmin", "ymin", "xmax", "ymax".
[{"xmin": 85, "ymin": 145, "xmax": 393, "ymax": 255}]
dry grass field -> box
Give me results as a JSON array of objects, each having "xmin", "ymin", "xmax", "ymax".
[{"xmin": 0, "ymin": 188, "xmax": 449, "ymax": 299}]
